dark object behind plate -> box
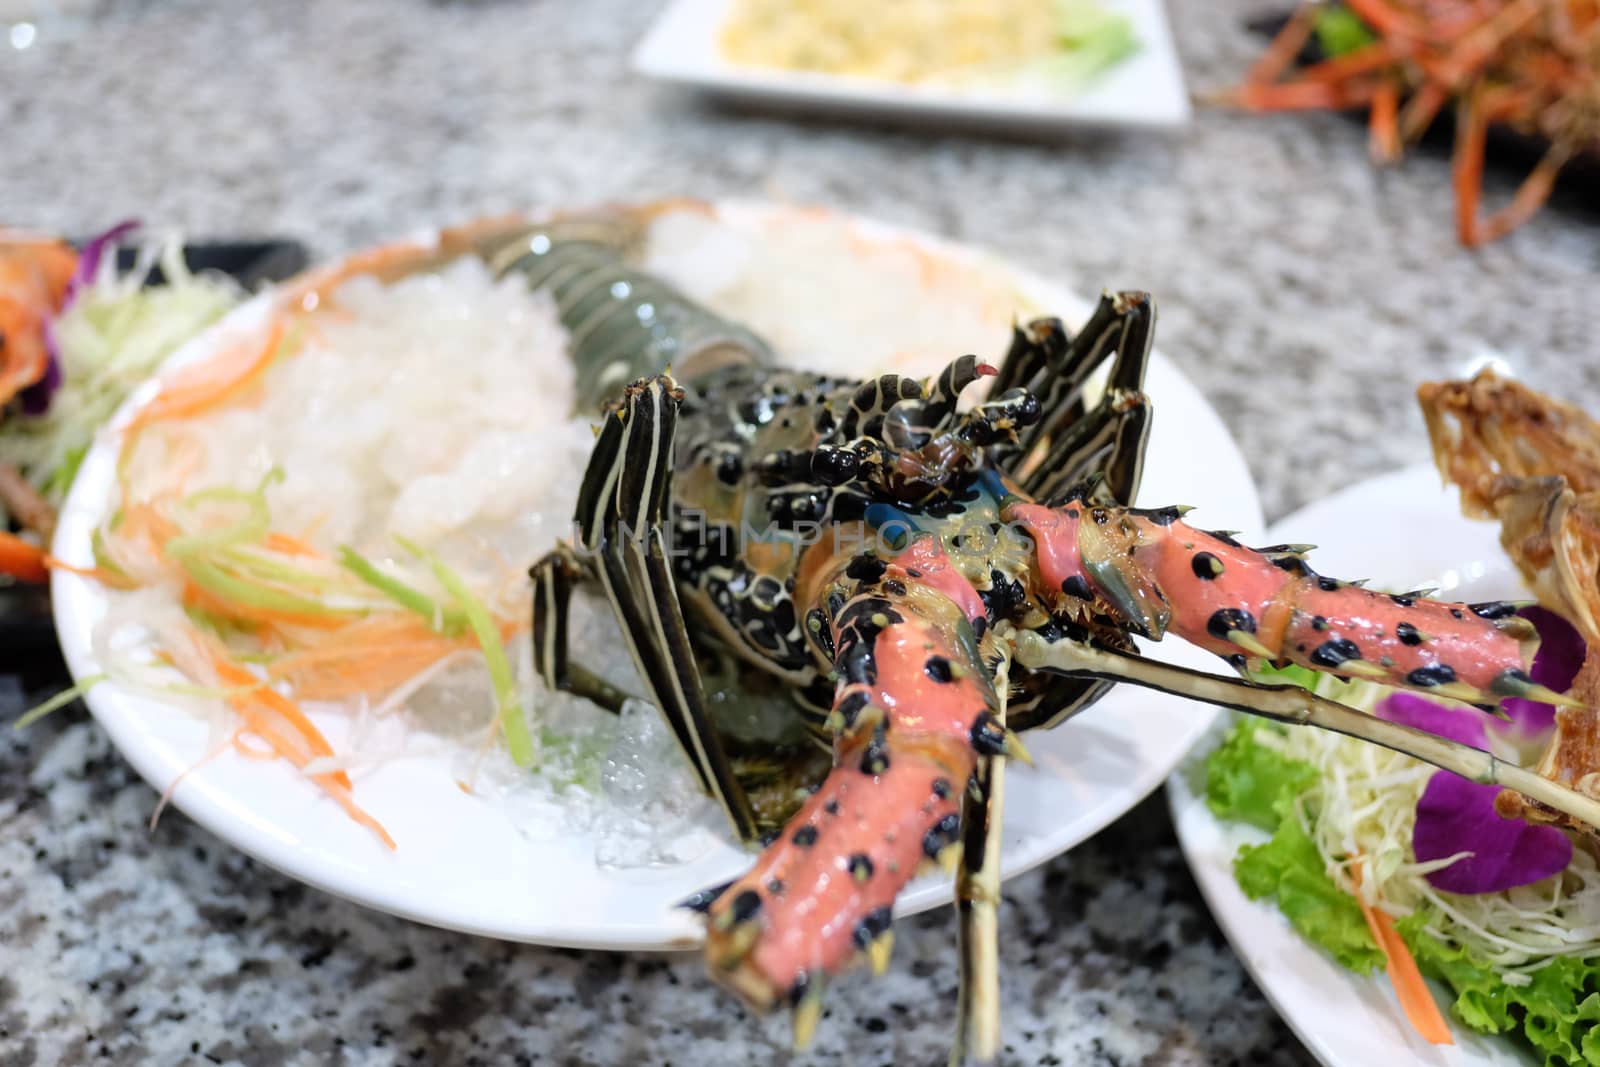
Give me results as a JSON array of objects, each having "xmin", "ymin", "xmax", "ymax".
[
  {"xmin": 112, "ymin": 239, "xmax": 311, "ymax": 290},
  {"xmin": 1245, "ymin": 13, "xmax": 1600, "ymax": 202},
  {"xmin": 0, "ymin": 237, "xmax": 311, "ymax": 675}
]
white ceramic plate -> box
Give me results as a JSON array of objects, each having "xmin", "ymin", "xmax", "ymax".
[
  {"xmin": 1169, "ymin": 464, "xmax": 1540, "ymax": 1067},
  {"xmin": 52, "ymin": 202, "xmax": 1259, "ymax": 950},
  {"xmin": 632, "ymin": 0, "xmax": 1191, "ymax": 131}
]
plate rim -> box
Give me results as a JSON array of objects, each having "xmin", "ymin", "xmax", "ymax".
[
  {"xmin": 630, "ymin": 0, "xmax": 1193, "ymax": 129},
  {"xmin": 51, "ymin": 199, "xmax": 1258, "ymax": 950}
]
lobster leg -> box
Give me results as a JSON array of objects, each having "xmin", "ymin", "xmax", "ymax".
[
  {"xmin": 1022, "ymin": 292, "xmax": 1153, "ymax": 506},
  {"xmin": 1011, "ymin": 292, "xmax": 1152, "ymax": 508},
  {"xmin": 1010, "ymin": 630, "xmax": 1600, "ymax": 830},
  {"xmin": 573, "ymin": 375, "xmax": 759, "ymax": 841},
  {"xmin": 528, "ymin": 544, "xmax": 633, "ymax": 714},
  {"xmin": 952, "ymin": 647, "xmax": 1010, "ymax": 1067},
  {"xmin": 1009, "ymin": 293, "xmax": 1149, "ymax": 457},
  {"xmin": 995, "ymin": 294, "xmax": 1155, "ymax": 733},
  {"xmin": 700, "ymin": 542, "xmax": 1027, "ymax": 1040}
]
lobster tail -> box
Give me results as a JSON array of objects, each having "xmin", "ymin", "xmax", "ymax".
[{"xmin": 495, "ymin": 210, "xmax": 772, "ymax": 412}]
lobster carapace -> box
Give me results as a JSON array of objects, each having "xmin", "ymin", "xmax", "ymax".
[{"xmin": 466, "ymin": 205, "xmax": 1600, "ymax": 1063}]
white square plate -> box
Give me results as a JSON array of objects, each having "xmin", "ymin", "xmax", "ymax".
[{"xmin": 632, "ymin": 0, "xmax": 1191, "ymax": 131}]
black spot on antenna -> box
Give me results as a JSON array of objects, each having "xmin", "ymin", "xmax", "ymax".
[
  {"xmin": 847, "ymin": 854, "xmax": 875, "ymax": 882},
  {"xmin": 792, "ymin": 825, "xmax": 818, "ymax": 847},
  {"xmin": 923, "ymin": 813, "xmax": 961, "ymax": 858},
  {"xmin": 1407, "ymin": 664, "xmax": 1458, "ymax": 688},
  {"xmin": 1310, "ymin": 638, "xmax": 1361, "ymax": 669},
  {"xmin": 853, "ymin": 907, "xmax": 893, "ymax": 949},
  {"xmin": 729, "ymin": 889, "xmax": 762, "ymax": 924},
  {"xmin": 1395, "ymin": 622, "xmax": 1423, "ymax": 646},
  {"xmin": 860, "ymin": 731, "xmax": 891, "ymax": 776},
  {"xmin": 1191, "ymin": 552, "xmax": 1223, "ymax": 581},
  {"xmin": 969, "ymin": 711, "xmax": 1009, "ymax": 756},
  {"xmin": 836, "ymin": 691, "xmax": 870, "ymax": 726},
  {"xmin": 1206, "ymin": 608, "xmax": 1257, "ymax": 641},
  {"xmin": 924, "ymin": 656, "xmax": 954, "ymax": 683}
]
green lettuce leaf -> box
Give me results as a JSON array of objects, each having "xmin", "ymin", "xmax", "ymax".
[
  {"xmin": 1235, "ymin": 811, "xmax": 1386, "ymax": 974},
  {"xmin": 1204, "ymin": 717, "xmax": 1319, "ymax": 831},
  {"xmin": 1205, "ymin": 718, "xmax": 1383, "ymax": 971},
  {"xmin": 1205, "ymin": 718, "xmax": 1600, "ymax": 1062},
  {"xmin": 1397, "ymin": 912, "xmax": 1600, "ymax": 1066}
]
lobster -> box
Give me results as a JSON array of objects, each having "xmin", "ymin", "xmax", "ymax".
[{"xmin": 464, "ymin": 205, "xmax": 1600, "ymax": 1063}]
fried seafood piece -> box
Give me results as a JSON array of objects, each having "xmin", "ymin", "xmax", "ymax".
[
  {"xmin": 0, "ymin": 232, "xmax": 77, "ymax": 411},
  {"xmin": 1498, "ymin": 647, "xmax": 1600, "ymax": 832},
  {"xmin": 1419, "ymin": 370, "xmax": 1600, "ymax": 646}
]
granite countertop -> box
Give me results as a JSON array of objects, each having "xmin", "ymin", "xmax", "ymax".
[{"xmin": 2, "ymin": 1, "xmax": 1597, "ymax": 1064}]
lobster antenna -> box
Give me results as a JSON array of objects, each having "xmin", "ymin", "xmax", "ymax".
[{"xmin": 1010, "ymin": 630, "xmax": 1600, "ymax": 830}]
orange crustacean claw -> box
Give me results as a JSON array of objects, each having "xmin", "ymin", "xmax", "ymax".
[{"xmin": 0, "ymin": 233, "xmax": 78, "ymax": 410}]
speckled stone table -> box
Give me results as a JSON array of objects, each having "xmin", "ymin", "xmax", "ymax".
[{"xmin": 2, "ymin": 1, "xmax": 1597, "ymax": 1064}]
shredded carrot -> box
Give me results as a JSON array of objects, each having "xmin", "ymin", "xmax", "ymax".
[
  {"xmin": 233, "ymin": 732, "xmax": 283, "ymax": 761},
  {"xmin": 1249, "ymin": 1, "xmax": 1322, "ymax": 84},
  {"xmin": 203, "ymin": 643, "xmax": 395, "ymax": 851},
  {"xmin": 181, "ymin": 578, "xmax": 350, "ymax": 632},
  {"xmin": 267, "ymin": 612, "xmax": 524, "ymax": 701},
  {"xmin": 43, "ymin": 555, "xmax": 137, "ymax": 588},
  {"xmin": 119, "ymin": 501, "xmax": 180, "ymax": 549},
  {"xmin": 1369, "ymin": 81, "xmax": 1402, "ymax": 162},
  {"xmin": 207, "ymin": 651, "xmax": 353, "ymax": 789},
  {"xmin": 1351, "ymin": 859, "xmax": 1454, "ymax": 1045},
  {"xmin": 0, "ymin": 529, "xmax": 49, "ymax": 583},
  {"xmin": 122, "ymin": 320, "xmax": 286, "ymax": 444},
  {"xmin": 264, "ymin": 531, "xmax": 324, "ymax": 559},
  {"xmin": 1452, "ymin": 85, "xmax": 1490, "ymax": 245}
]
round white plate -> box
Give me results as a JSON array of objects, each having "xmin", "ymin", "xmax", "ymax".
[
  {"xmin": 52, "ymin": 203, "xmax": 1262, "ymax": 950},
  {"xmin": 1169, "ymin": 464, "xmax": 1539, "ymax": 1067}
]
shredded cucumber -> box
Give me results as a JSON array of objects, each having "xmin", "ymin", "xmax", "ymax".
[
  {"xmin": 397, "ymin": 536, "xmax": 535, "ymax": 769},
  {"xmin": 14, "ymin": 673, "xmax": 107, "ymax": 730},
  {"xmin": 337, "ymin": 546, "xmax": 466, "ymax": 636}
]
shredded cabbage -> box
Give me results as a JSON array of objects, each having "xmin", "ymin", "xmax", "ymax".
[
  {"xmin": 1206, "ymin": 669, "xmax": 1600, "ymax": 1063},
  {"xmin": 1256, "ymin": 667, "xmax": 1600, "ymax": 972},
  {"xmin": 0, "ymin": 232, "xmax": 241, "ymax": 512}
]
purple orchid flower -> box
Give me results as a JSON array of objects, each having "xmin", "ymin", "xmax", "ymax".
[
  {"xmin": 1375, "ymin": 606, "xmax": 1586, "ymax": 895},
  {"xmin": 17, "ymin": 219, "xmax": 140, "ymax": 416}
]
